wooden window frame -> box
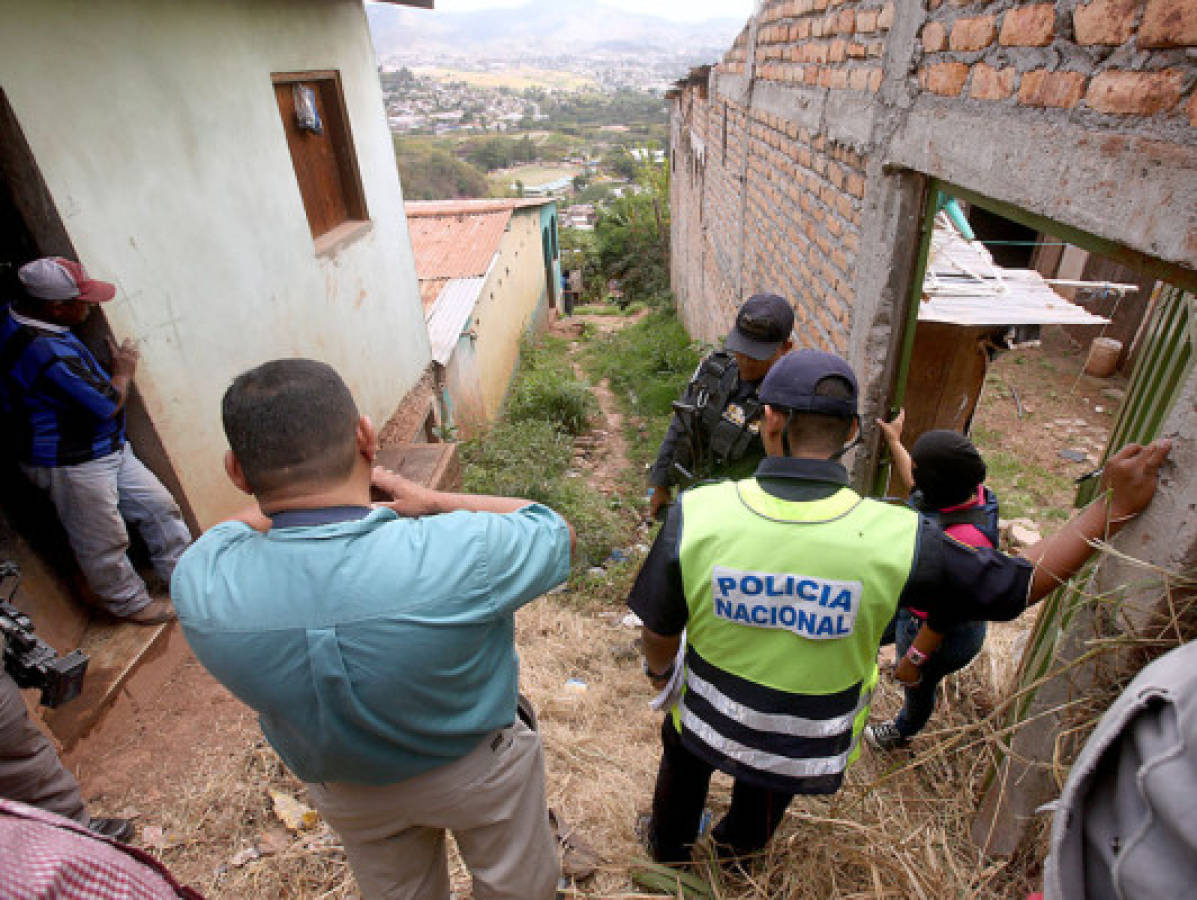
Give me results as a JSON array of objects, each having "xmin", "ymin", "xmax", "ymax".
[{"xmin": 271, "ymin": 70, "xmax": 369, "ymax": 251}]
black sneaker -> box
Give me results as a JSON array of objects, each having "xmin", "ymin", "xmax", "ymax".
[
  {"xmin": 864, "ymin": 722, "xmax": 910, "ymax": 751},
  {"xmin": 87, "ymin": 817, "xmax": 135, "ymax": 843}
]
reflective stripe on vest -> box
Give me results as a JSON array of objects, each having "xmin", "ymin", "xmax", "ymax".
[{"xmin": 676, "ymin": 478, "xmax": 919, "ymax": 793}]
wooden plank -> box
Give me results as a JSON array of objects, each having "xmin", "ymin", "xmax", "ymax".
[
  {"xmin": 871, "ymin": 178, "xmax": 936, "ymax": 497},
  {"xmin": 41, "ymin": 619, "xmax": 173, "ymax": 750},
  {"xmin": 374, "ymin": 442, "xmax": 461, "ymax": 494}
]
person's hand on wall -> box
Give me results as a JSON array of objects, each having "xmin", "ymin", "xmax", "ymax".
[
  {"xmin": 106, "ymin": 336, "xmax": 140, "ymax": 378},
  {"xmin": 1101, "ymin": 439, "xmax": 1172, "ymax": 521},
  {"xmin": 875, "ymin": 407, "xmax": 905, "ymax": 451}
]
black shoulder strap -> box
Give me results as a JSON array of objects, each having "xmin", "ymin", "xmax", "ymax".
[{"xmin": 936, "ymin": 507, "xmax": 990, "ymax": 529}]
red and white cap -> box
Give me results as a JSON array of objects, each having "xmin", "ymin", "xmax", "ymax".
[{"xmin": 17, "ymin": 257, "xmax": 116, "ymax": 303}]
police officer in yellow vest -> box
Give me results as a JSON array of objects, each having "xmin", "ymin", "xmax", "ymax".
[{"xmin": 628, "ymin": 349, "xmax": 1171, "ymax": 865}]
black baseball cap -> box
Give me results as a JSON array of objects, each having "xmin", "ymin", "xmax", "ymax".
[
  {"xmin": 758, "ymin": 349, "xmax": 858, "ymax": 417},
  {"xmin": 911, "ymin": 430, "xmax": 986, "ymax": 508},
  {"xmin": 724, "ymin": 293, "xmax": 795, "ymax": 360}
]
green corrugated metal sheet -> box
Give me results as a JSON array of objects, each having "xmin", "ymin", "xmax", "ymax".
[{"xmin": 1076, "ymin": 286, "xmax": 1194, "ymax": 506}]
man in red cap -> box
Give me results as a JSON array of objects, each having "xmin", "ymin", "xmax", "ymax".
[{"xmin": 0, "ymin": 257, "xmax": 190, "ymax": 624}]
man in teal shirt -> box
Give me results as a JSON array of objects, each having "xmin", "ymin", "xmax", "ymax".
[{"xmin": 171, "ymin": 359, "xmax": 574, "ymax": 900}]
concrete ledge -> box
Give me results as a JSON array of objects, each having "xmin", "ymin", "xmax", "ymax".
[{"xmin": 886, "ymin": 97, "xmax": 1197, "ymax": 272}]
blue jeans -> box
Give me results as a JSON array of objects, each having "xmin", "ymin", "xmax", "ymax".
[
  {"xmin": 893, "ymin": 609, "xmax": 986, "ymax": 738},
  {"xmin": 22, "ymin": 444, "xmax": 192, "ymax": 617}
]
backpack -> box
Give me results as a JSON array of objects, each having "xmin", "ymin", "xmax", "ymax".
[{"xmin": 913, "ymin": 486, "xmax": 1000, "ymax": 548}]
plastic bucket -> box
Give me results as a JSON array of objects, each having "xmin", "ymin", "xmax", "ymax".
[{"xmin": 1084, "ymin": 337, "xmax": 1122, "ymax": 377}]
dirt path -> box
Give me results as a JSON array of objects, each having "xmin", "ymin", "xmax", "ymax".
[{"xmin": 550, "ymin": 312, "xmax": 645, "ymax": 499}]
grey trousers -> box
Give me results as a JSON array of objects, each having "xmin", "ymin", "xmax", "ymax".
[
  {"xmin": 0, "ymin": 669, "xmax": 87, "ymax": 824},
  {"xmin": 307, "ymin": 720, "xmax": 559, "ymax": 900},
  {"xmin": 22, "ymin": 444, "xmax": 192, "ymax": 617}
]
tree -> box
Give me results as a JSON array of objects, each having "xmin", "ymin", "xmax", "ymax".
[
  {"xmin": 559, "ymin": 228, "xmax": 603, "ymax": 301},
  {"xmin": 575, "ymin": 182, "xmax": 614, "ymax": 207},
  {"xmin": 602, "ymin": 146, "xmax": 639, "ymax": 181},
  {"xmin": 594, "ymin": 156, "xmax": 670, "ymax": 303},
  {"xmin": 394, "ymin": 139, "xmax": 489, "ymax": 200}
]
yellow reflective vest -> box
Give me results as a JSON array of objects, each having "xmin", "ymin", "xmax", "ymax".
[{"xmin": 676, "ymin": 478, "xmax": 919, "ymax": 794}]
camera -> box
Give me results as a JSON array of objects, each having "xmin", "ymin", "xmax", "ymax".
[{"xmin": 1, "ymin": 562, "xmax": 88, "ymax": 708}]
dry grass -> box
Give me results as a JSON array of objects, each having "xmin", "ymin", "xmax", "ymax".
[
  {"xmin": 520, "ymin": 597, "xmax": 1049, "ymax": 899},
  {"xmin": 130, "ymin": 555, "xmax": 1191, "ymax": 899}
]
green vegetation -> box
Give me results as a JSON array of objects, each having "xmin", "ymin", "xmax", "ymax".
[
  {"xmin": 583, "ymin": 310, "xmax": 702, "ymax": 470},
  {"xmin": 972, "ymin": 424, "xmax": 1072, "ymax": 523},
  {"xmin": 584, "ymin": 310, "xmax": 699, "ymax": 418},
  {"xmin": 393, "ymin": 137, "xmax": 489, "ymax": 199},
  {"xmin": 486, "ymin": 163, "xmax": 581, "ymax": 196},
  {"xmin": 459, "ymin": 135, "xmax": 537, "ymax": 172},
  {"xmin": 594, "ymin": 157, "xmax": 671, "ymax": 303},
  {"xmin": 460, "ymin": 336, "xmax": 630, "ymax": 573},
  {"xmin": 529, "ymin": 89, "xmax": 668, "ymax": 137}
]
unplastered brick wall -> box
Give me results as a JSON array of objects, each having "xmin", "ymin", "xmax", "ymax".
[
  {"xmin": 668, "ymin": 0, "xmax": 1194, "ymax": 394},
  {"xmin": 752, "ymin": 0, "xmax": 895, "ymax": 93},
  {"xmin": 745, "ymin": 111, "xmax": 866, "ymax": 351},
  {"xmin": 919, "ymin": 0, "xmax": 1196, "ymax": 125}
]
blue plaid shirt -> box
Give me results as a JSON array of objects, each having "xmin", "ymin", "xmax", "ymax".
[{"xmin": 0, "ymin": 306, "xmax": 125, "ymax": 466}]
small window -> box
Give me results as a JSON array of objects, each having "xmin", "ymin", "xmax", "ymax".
[{"xmin": 272, "ymin": 71, "xmax": 368, "ymax": 242}]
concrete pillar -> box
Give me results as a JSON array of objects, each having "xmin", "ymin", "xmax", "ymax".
[{"xmin": 972, "ymin": 365, "xmax": 1197, "ymax": 855}]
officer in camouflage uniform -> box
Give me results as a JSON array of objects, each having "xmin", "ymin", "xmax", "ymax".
[{"xmin": 647, "ymin": 294, "xmax": 794, "ymax": 520}]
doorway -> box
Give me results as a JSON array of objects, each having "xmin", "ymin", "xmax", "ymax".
[{"xmin": 0, "ymin": 88, "xmax": 196, "ymax": 666}]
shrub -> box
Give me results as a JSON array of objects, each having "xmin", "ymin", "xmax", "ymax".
[
  {"xmin": 584, "ymin": 309, "xmax": 701, "ymax": 418},
  {"xmin": 506, "ymin": 370, "xmax": 594, "ymax": 436}
]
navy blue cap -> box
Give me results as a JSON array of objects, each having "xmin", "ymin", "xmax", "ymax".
[
  {"xmin": 724, "ymin": 293, "xmax": 795, "ymax": 360},
  {"xmin": 758, "ymin": 349, "xmax": 858, "ymax": 417}
]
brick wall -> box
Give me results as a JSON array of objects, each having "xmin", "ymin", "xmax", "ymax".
[
  {"xmin": 753, "ymin": 0, "xmax": 893, "ymax": 93},
  {"xmin": 918, "ymin": 0, "xmax": 1195, "ymax": 122},
  {"xmin": 669, "ymin": 0, "xmax": 1195, "ymax": 407}
]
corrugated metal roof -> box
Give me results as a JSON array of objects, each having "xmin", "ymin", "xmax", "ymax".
[
  {"xmin": 919, "ymin": 218, "xmax": 1110, "ymax": 327},
  {"xmin": 426, "ymin": 277, "xmax": 485, "ymax": 365},
  {"xmin": 406, "ymin": 198, "xmax": 553, "ymax": 217},
  {"xmin": 406, "ymin": 209, "xmax": 510, "ymax": 279},
  {"xmin": 420, "ymin": 278, "xmax": 448, "ymax": 313}
]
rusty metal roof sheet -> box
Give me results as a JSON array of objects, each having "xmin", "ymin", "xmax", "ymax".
[
  {"xmin": 420, "ymin": 278, "xmax": 448, "ymax": 313},
  {"xmin": 406, "ymin": 198, "xmax": 552, "ymax": 217},
  {"xmin": 406, "ymin": 209, "xmax": 509, "ymax": 279},
  {"xmin": 426, "ymin": 276, "xmax": 486, "ymax": 366}
]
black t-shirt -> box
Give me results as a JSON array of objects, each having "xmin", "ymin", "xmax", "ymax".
[{"xmin": 627, "ymin": 456, "xmax": 1032, "ymax": 636}]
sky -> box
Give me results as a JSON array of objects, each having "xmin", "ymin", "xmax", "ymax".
[{"xmin": 425, "ymin": 0, "xmax": 757, "ymax": 23}]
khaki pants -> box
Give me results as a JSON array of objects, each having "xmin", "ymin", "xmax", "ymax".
[
  {"xmin": 0, "ymin": 670, "xmax": 87, "ymax": 824},
  {"xmin": 307, "ymin": 720, "xmax": 559, "ymax": 900}
]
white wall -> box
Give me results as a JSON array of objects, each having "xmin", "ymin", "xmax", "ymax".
[{"xmin": 0, "ymin": 0, "xmax": 430, "ymax": 525}]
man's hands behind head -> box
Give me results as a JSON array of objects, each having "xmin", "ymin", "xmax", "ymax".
[{"xmin": 371, "ymin": 466, "xmax": 435, "ymax": 518}]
